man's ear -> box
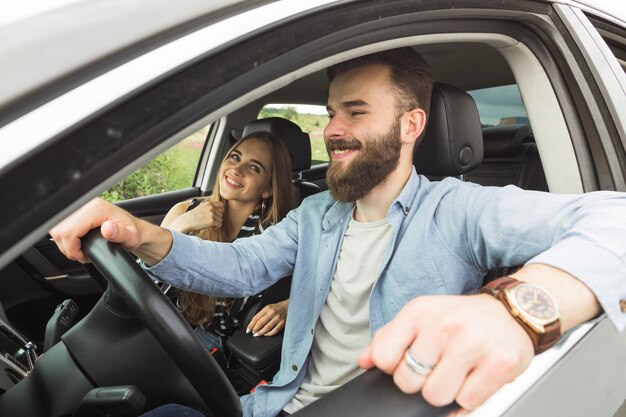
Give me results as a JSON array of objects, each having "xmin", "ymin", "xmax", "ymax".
[{"xmin": 401, "ymin": 108, "xmax": 427, "ymax": 145}]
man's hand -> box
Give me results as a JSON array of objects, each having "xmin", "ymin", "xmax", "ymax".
[
  {"xmin": 49, "ymin": 198, "xmax": 172, "ymax": 265},
  {"xmin": 359, "ymin": 264, "xmax": 602, "ymax": 410},
  {"xmin": 359, "ymin": 294, "xmax": 533, "ymax": 410}
]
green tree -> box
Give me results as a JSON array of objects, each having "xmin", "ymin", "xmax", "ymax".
[{"xmin": 282, "ymin": 106, "xmax": 298, "ymax": 121}]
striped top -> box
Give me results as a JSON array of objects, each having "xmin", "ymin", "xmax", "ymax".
[{"xmin": 163, "ymin": 207, "xmax": 266, "ymax": 336}]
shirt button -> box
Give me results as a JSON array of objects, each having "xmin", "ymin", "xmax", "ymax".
[
  {"xmin": 620, "ymin": 299, "xmax": 626, "ymax": 313},
  {"xmin": 292, "ymin": 364, "xmax": 298, "ymax": 371},
  {"xmin": 310, "ymin": 328, "xmax": 314, "ymax": 335},
  {"xmin": 404, "ymin": 206, "xmax": 410, "ymax": 214}
]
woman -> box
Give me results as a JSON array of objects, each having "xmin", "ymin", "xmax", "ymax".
[{"xmin": 160, "ymin": 130, "xmax": 295, "ymax": 352}]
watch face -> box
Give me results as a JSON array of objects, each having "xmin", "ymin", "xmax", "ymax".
[{"xmin": 508, "ymin": 283, "xmax": 560, "ymax": 325}]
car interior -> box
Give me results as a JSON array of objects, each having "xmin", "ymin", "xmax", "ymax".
[{"xmin": 0, "ymin": 15, "xmax": 622, "ymax": 413}]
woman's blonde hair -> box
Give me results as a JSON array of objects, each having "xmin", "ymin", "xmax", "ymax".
[{"xmin": 179, "ymin": 131, "xmax": 295, "ymax": 326}]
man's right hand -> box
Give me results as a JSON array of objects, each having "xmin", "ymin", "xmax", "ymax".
[{"xmin": 49, "ymin": 198, "xmax": 172, "ymax": 265}]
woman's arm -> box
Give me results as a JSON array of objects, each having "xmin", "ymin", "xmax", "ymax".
[
  {"xmin": 160, "ymin": 201, "xmax": 191, "ymax": 228},
  {"xmin": 161, "ymin": 199, "xmax": 224, "ymax": 234}
]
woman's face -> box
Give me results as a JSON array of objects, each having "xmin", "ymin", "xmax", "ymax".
[{"xmin": 218, "ymin": 137, "xmax": 273, "ymax": 203}]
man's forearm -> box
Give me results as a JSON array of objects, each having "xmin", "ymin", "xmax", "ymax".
[
  {"xmin": 510, "ymin": 263, "xmax": 602, "ymax": 332},
  {"xmin": 131, "ymin": 220, "xmax": 174, "ymax": 266}
]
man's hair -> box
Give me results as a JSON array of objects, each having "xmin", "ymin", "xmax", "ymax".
[{"xmin": 327, "ymin": 47, "xmax": 433, "ymax": 117}]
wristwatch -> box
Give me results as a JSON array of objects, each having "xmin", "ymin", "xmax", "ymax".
[{"xmin": 482, "ymin": 277, "xmax": 561, "ymax": 354}]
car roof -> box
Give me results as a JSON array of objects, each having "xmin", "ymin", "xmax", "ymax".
[
  {"xmin": 0, "ymin": 0, "xmax": 252, "ymax": 113},
  {"xmin": 2, "ymin": 0, "xmax": 625, "ymax": 118}
]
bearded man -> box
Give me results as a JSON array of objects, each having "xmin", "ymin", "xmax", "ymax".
[{"xmin": 50, "ymin": 48, "xmax": 626, "ymax": 417}]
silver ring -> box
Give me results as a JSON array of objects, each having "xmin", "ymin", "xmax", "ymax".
[{"xmin": 404, "ymin": 349, "xmax": 434, "ymax": 377}]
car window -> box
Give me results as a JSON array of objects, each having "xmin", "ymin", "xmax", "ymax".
[
  {"xmin": 258, "ymin": 104, "xmax": 329, "ymax": 165},
  {"xmin": 101, "ymin": 126, "xmax": 208, "ymax": 202},
  {"xmin": 467, "ymin": 84, "xmax": 528, "ymax": 128}
]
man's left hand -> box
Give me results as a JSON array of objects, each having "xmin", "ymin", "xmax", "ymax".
[{"xmin": 358, "ymin": 294, "xmax": 533, "ymax": 410}]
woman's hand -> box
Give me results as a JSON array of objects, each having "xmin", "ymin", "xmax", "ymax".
[
  {"xmin": 163, "ymin": 199, "xmax": 225, "ymax": 234},
  {"xmin": 246, "ymin": 299, "xmax": 289, "ymax": 337}
]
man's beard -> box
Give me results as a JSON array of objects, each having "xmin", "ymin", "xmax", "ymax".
[{"xmin": 325, "ymin": 120, "xmax": 402, "ymax": 202}]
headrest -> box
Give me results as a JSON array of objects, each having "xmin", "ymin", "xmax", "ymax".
[
  {"xmin": 241, "ymin": 117, "xmax": 312, "ymax": 172},
  {"xmin": 482, "ymin": 124, "xmax": 532, "ymax": 158},
  {"xmin": 229, "ymin": 128, "xmax": 243, "ymax": 143},
  {"xmin": 413, "ymin": 83, "xmax": 483, "ymax": 176}
]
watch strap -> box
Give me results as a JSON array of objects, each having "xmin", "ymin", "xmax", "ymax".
[{"xmin": 482, "ymin": 277, "xmax": 561, "ymax": 354}]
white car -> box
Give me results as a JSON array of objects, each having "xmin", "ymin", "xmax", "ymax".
[{"xmin": 0, "ymin": 1, "xmax": 625, "ymax": 416}]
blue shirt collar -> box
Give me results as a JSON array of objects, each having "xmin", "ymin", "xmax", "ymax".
[
  {"xmin": 391, "ymin": 166, "xmax": 421, "ymax": 217},
  {"xmin": 323, "ymin": 166, "xmax": 422, "ymax": 229}
]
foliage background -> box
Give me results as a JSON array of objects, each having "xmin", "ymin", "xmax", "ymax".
[{"xmin": 101, "ymin": 129, "xmax": 206, "ymax": 202}]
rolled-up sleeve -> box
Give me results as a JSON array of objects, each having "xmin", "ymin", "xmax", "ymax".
[
  {"xmin": 526, "ymin": 197, "xmax": 626, "ymax": 331},
  {"xmin": 435, "ymin": 179, "xmax": 626, "ymax": 331}
]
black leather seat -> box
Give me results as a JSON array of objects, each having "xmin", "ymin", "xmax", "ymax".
[
  {"xmin": 464, "ymin": 124, "xmax": 547, "ymax": 191},
  {"xmin": 414, "ymin": 83, "xmax": 484, "ymax": 177},
  {"xmin": 241, "ymin": 117, "xmax": 321, "ymax": 203}
]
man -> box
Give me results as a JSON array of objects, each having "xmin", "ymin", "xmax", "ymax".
[{"xmin": 51, "ymin": 48, "xmax": 625, "ymax": 416}]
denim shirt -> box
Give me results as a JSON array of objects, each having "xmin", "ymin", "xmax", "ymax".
[{"xmin": 145, "ymin": 168, "xmax": 626, "ymax": 417}]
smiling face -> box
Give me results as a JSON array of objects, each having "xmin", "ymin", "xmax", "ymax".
[
  {"xmin": 218, "ymin": 137, "xmax": 273, "ymax": 204},
  {"xmin": 324, "ymin": 64, "xmax": 403, "ymax": 202}
]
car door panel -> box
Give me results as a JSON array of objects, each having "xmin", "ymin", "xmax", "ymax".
[{"xmin": 117, "ymin": 187, "xmax": 202, "ymax": 224}]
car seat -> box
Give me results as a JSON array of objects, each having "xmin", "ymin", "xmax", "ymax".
[
  {"xmin": 414, "ymin": 83, "xmax": 484, "ymax": 177},
  {"xmin": 464, "ymin": 124, "xmax": 548, "ymax": 191},
  {"xmin": 242, "ymin": 117, "xmax": 321, "ymax": 203},
  {"xmin": 226, "ymin": 118, "xmax": 318, "ymax": 390}
]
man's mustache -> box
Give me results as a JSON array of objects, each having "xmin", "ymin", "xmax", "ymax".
[{"xmin": 325, "ymin": 139, "xmax": 363, "ymax": 153}]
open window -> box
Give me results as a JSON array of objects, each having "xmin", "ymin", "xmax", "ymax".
[
  {"xmin": 101, "ymin": 126, "xmax": 210, "ymax": 203},
  {"xmin": 257, "ymin": 103, "xmax": 329, "ymax": 165}
]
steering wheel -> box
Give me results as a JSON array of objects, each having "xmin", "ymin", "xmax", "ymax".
[{"xmin": 81, "ymin": 229, "xmax": 242, "ymax": 417}]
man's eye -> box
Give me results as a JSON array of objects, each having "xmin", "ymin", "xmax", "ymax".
[{"xmin": 351, "ymin": 111, "xmax": 365, "ymax": 117}]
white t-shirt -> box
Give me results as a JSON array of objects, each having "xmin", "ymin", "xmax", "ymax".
[{"xmin": 283, "ymin": 215, "xmax": 393, "ymax": 413}]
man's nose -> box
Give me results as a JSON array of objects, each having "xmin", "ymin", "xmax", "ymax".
[{"xmin": 324, "ymin": 115, "xmax": 347, "ymax": 139}]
